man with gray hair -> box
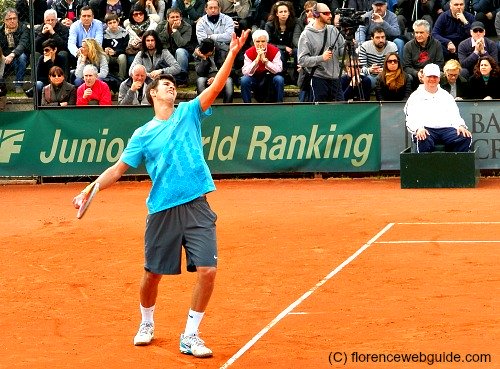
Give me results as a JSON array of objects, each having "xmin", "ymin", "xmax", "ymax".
[
  {"xmin": 0, "ymin": 8, "xmax": 30, "ymax": 93},
  {"xmin": 118, "ymin": 64, "xmax": 152, "ymax": 105},
  {"xmin": 34, "ymin": 9, "xmax": 70, "ymax": 76},
  {"xmin": 76, "ymin": 64, "xmax": 112, "ymax": 105},
  {"xmin": 402, "ymin": 19, "xmax": 443, "ymax": 90},
  {"xmin": 240, "ymin": 29, "xmax": 284, "ymax": 103},
  {"xmin": 297, "ymin": 2, "xmax": 345, "ymax": 102}
]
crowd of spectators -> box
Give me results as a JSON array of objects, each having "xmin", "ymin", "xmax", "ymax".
[{"xmin": 0, "ymin": 0, "xmax": 499, "ymax": 108}]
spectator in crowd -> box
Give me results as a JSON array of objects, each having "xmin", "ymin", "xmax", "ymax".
[
  {"xmin": 297, "ymin": 2, "xmax": 345, "ymax": 102},
  {"xmin": 355, "ymin": 0, "xmax": 405, "ymax": 59},
  {"xmin": 440, "ymin": 58, "xmax": 469, "ymax": 99},
  {"xmin": 53, "ymin": 0, "xmax": 86, "ymax": 27},
  {"xmin": 156, "ymin": 8, "xmax": 193, "ymax": 86},
  {"xmin": 471, "ymin": 0, "xmax": 499, "ymax": 37},
  {"xmin": 240, "ymin": 29, "xmax": 284, "ymax": 103},
  {"xmin": 129, "ymin": 30, "xmax": 181, "ymax": 80},
  {"xmin": 76, "ymin": 64, "xmax": 112, "ymax": 105},
  {"xmin": 265, "ymin": 1, "xmax": 298, "ymax": 84},
  {"xmin": 103, "ymin": 13, "xmax": 129, "ymax": 81},
  {"xmin": 432, "ymin": 0, "xmax": 475, "ymax": 60},
  {"xmin": 134, "ymin": 0, "xmax": 165, "ymax": 23},
  {"xmin": 496, "ymin": 11, "xmax": 500, "ymax": 35},
  {"xmin": 394, "ymin": 0, "xmax": 442, "ymax": 35},
  {"xmin": 176, "ymin": 0, "xmax": 205, "ymax": 26},
  {"xmin": 358, "ymin": 26, "xmax": 398, "ymax": 88},
  {"xmin": 341, "ymin": 57, "xmax": 372, "ymax": 101},
  {"xmin": 403, "ymin": 19, "xmax": 444, "ymax": 89},
  {"xmin": 16, "ymin": 0, "xmax": 47, "ymax": 26},
  {"xmin": 467, "ymin": 55, "xmax": 500, "ymax": 99},
  {"xmin": 41, "ymin": 65, "xmax": 77, "ymax": 106},
  {"xmin": 1, "ymin": 46, "xmax": 7, "ymax": 109},
  {"xmin": 457, "ymin": 21, "xmax": 498, "ymax": 78},
  {"xmin": 440, "ymin": 0, "xmax": 472, "ymax": 12},
  {"xmin": 68, "ymin": 6, "xmax": 104, "ymax": 63},
  {"xmin": 219, "ymin": 0, "xmax": 252, "ymax": 31},
  {"xmin": 375, "ymin": 51, "xmax": 412, "ymax": 100},
  {"xmin": 0, "ymin": 8, "xmax": 30, "ymax": 93},
  {"xmin": 0, "ymin": 46, "xmax": 5, "ymax": 79},
  {"xmin": 404, "ymin": 63, "xmax": 472, "ymax": 153},
  {"xmin": 35, "ymin": 9, "xmax": 70, "ymax": 60},
  {"xmin": 196, "ymin": 0, "xmax": 235, "ymax": 68},
  {"xmin": 293, "ymin": 1, "xmax": 317, "ymax": 49},
  {"xmin": 124, "ymin": 4, "xmax": 158, "ymax": 67},
  {"xmin": 346, "ymin": 0, "xmax": 371, "ymax": 11},
  {"xmin": 251, "ymin": 0, "xmax": 275, "ymax": 30},
  {"xmin": 118, "ymin": 63, "xmax": 152, "ymax": 104},
  {"xmin": 36, "ymin": 39, "xmax": 68, "ymax": 101},
  {"xmin": 92, "ymin": 0, "xmax": 131, "ymax": 25},
  {"xmin": 194, "ymin": 37, "xmax": 234, "ymax": 102},
  {"xmin": 73, "ymin": 38, "xmax": 109, "ymax": 87}
]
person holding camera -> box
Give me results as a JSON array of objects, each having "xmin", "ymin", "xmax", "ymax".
[
  {"xmin": 297, "ymin": 2, "xmax": 345, "ymax": 102},
  {"xmin": 355, "ymin": 0, "xmax": 405, "ymax": 59},
  {"xmin": 194, "ymin": 38, "xmax": 234, "ymax": 103}
]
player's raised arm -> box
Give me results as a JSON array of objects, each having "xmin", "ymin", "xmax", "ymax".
[{"xmin": 198, "ymin": 30, "xmax": 250, "ymax": 112}]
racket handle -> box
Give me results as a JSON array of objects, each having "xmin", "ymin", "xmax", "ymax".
[{"xmin": 81, "ymin": 182, "xmax": 99, "ymax": 196}]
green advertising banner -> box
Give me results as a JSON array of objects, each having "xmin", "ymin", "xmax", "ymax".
[{"xmin": 0, "ymin": 103, "xmax": 380, "ymax": 177}]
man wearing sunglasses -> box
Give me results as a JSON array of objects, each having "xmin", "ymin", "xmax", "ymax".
[
  {"xmin": 457, "ymin": 21, "xmax": 498, "ymax": 78},
  {"xmin": 297, "ymin": 2, "xmax": 345, "ymax": 102}
]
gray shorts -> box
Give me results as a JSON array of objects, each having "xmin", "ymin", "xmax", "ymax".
[{"xmin": 144, "ymin": 196, "xmax": 218, "ymax": 274}]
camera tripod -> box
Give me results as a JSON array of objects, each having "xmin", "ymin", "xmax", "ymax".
[{"xmin": 338, "ymin": 28, "xmax": 366, "ymax": 102}]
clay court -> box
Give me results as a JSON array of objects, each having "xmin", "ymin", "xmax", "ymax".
[{"xmin": 1, "ymin": 178, "xmax": 498, "ymax": 369}]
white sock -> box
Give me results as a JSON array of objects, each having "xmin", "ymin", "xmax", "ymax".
[
  {"xmin": 140, "ymin": 304, "xmax": 155, "ymax": 324},
  {"xmin": 183, "ymin": 309, "xmax": 204, "ymax": 336}
]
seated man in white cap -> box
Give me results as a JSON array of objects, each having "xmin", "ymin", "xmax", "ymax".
[{"xmin": 404, "ymin": 63, "xmax": 472, "ymax": 153}]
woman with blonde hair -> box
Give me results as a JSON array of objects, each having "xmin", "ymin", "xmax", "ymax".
[
  {"xmin": 73, "ymin": 38, "xmax": 109, "ymax": 87},
  {"xmin": 440, "ymin": 59, "xmax": 468, "ymax": 100},
  {"xmin": 375, "ymin": 52, "xmax": 412, "ymax": 101}
]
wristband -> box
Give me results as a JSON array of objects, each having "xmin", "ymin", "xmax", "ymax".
[{"xmin": 81, "ymin": 182, "xmax": 99, "ymax": 195}]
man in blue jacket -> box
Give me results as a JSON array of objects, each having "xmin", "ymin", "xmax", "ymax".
[{"xmin": 432, "ymin": 0, "xmax": 475, "ymax": 60}]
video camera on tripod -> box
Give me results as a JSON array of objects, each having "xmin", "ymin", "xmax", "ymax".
[{"xmin": 334, "ymin": 8, "xmax": 368, "ymax": 39}]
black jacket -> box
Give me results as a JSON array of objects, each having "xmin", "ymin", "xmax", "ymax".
[
  {"xmin": 0, "ymin": 22, "xmax": 31, "ymax": 57},
  {"xmin": 34, "ymin": 22, "xmax": 70, "ymax": 53}
]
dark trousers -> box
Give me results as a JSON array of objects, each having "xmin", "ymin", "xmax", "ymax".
[
  {"xmin": 304, "ymin": 76, "xmax": 343, "ymax": 102},
  {"xmin": 413, "ymin": 127, "xmax": 472, "ymax": 153}
]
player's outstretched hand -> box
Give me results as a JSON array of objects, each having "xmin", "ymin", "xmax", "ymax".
[
  {"xmin": 72, "ymin": 193, "xmax": 84, "ymax": 209},
  {"xmin": 229, "ymin": 29, "xmax": 250, "ymax": 55}
]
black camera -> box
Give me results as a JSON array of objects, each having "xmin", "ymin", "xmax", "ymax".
[{"xmin": 335, "ymin": 8, "xmax": 368, "ymax": 31}]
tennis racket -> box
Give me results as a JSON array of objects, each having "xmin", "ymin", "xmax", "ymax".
[{"xmin": 76, "ymin": 182, "xmax": 100, "ymax": 219}]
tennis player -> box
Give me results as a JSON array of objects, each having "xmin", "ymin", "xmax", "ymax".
[{"xmin": 73, "ymin": 29, "xmax": 250, "ymax": 358}]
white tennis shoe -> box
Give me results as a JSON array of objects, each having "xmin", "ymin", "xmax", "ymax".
[
  {"xmin": 134, "ymin": 322, "xmax": 154, "ymax": 346},
  {"xmin": 179, "ymin": 334, "xmax": 213, "ymax": 358}
]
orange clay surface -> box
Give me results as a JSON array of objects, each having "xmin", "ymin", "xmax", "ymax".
[{"xmin": 0, "ymin": 178, "xmax": 498, "ymax": 369}]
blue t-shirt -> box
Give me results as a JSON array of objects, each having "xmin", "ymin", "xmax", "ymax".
[{"xmin": 121, "ymin": 97, "xmax": 215, "ymax": 214}]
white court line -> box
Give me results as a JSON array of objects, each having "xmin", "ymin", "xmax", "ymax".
[
  {"xmin": 219, "ymin": 223, "xmax": 395, "ymax": 369},
  {"xmin": 395, "ymin": 221, "xmax": 500, "ymax": 225},
  {"xmin": 375, "ymin": 240, "xmax": 500, "ymax": 244}
]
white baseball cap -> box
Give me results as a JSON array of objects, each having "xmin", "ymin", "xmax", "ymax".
[{"xmin": 422, "ymin": 63, "xmax": 441, "ymax": 77}]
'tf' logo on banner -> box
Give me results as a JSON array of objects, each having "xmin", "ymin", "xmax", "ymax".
[{"xmin": 0, "ymin": 130, "xmax": 25, "ymax": 163}]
